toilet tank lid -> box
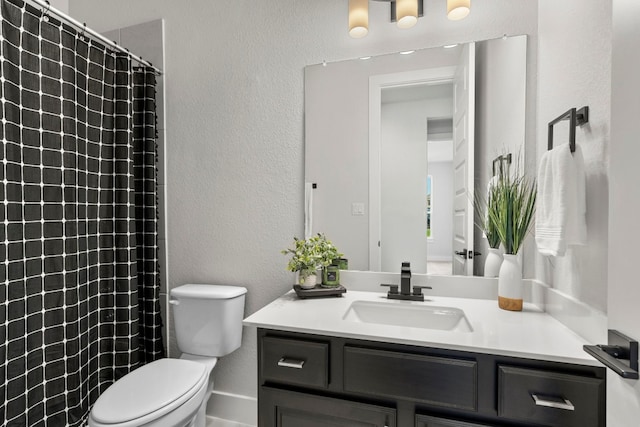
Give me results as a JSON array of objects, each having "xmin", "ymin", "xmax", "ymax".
[{"xmin": 171, "ymin": 284, "xmax": 248, "ymax": 299}]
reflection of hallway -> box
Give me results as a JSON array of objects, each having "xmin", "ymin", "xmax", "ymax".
[{"xmin": 427, "ymin": 261, "xmax": 453, "ymax": 275}]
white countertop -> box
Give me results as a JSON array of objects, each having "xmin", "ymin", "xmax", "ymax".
[{"xmin": 243, "ymin": 289, "xmax": 600, "ymax": 366}]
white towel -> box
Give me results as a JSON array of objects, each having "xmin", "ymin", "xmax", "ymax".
[
  {"xmin": 535, "ymin": 143, "xmax": 587, "ymax": 256},
  {"xmin": 565, "ymin": 145, "xmax": 587, "ymax": 246},
  {"xmin": 304, "ymin": 182, "xmax": 314, "ymax": 239}
]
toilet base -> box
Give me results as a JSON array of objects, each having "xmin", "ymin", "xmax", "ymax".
[{"xmin": 193, "ymin": 401, "xmax": 207, "ymax": 427}]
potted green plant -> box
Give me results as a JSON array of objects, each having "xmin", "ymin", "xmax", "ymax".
[
  {"xmin": 487, "ymin": 162, "xmax": 536, "ymax": 311},
  {"xmin": 282, "ymin": 234, "xmax": 343, "ymax": 289},
  {"xmin": 474, "ymin": 178, "xmax": 504, "ymax": 277}
]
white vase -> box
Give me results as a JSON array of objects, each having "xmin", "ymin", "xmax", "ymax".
[
  {"xmin": 299, "ymin": 272, "xmax": 317, "ymax": 289},
  {"xmin": 484, "ymin": 248, "xmax": 502, "ymax": 278},
  {"xmin": 498, "ymin": 254, "xmax": 523, "ymax": 311}
]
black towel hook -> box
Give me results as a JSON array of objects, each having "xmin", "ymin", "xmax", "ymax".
[
  {"xmin": 492, "ymin": 153, "xmax": 512, "ymax": 177},
  {"xmin": 548, "ymin": 106, "xmax": 589, "ymax": 153}
]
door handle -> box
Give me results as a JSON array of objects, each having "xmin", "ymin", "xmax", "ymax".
[{"xmin": 455, "ymin": 249, "xmax": 469, "ymax": 259}]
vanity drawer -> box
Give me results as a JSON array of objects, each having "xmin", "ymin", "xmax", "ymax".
[
  {"xmin": 261, "ymin": 336, "xmax": 329, "ymax": 389},
  {"xmin": 343, "ymin": 346, "xmax": 477, "ymax": 411},
  {"xmin": 498, "ymin": 365, "xmax": 605, "ymax": 427}
]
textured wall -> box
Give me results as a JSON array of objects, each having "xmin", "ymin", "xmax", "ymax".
[
  {"xmin": 68, "ymin": 0, "xmax": 538, "ymax": 401},
  {"xmin": 49, "ymin": 0, "xmax": 68, "ymax": 13},
  {"xmin": 536, "ymin": 0, "xmax": 611, "ymax": 313}
]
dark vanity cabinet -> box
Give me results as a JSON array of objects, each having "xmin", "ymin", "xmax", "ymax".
[{"xmin": 257, "ymin": 329, "xmax": 606, "ymax": 427}]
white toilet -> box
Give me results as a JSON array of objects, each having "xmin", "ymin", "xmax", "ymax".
[{"xmin": 88, "ymin": 284, "xmax": 247, "ymax": 427}]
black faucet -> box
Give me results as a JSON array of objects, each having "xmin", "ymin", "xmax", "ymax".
[
  {"xmin": 381, "ymin": 262, "xmax": 431, "ymax": 301},
  {"xmin": 400, "ymin": 261, "xmax": 412, "ymax": 295}
]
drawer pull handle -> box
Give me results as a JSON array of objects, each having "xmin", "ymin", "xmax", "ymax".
[
  {"xmin": 532, "ymin": 394, "xmax": 575, "ymax": 411},
  {"xmin": 277, "ymin": 357, "xmax": 305, "ymax": 369}
]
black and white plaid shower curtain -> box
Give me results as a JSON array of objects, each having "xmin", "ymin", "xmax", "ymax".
[{"xmin": 0, "ymin": 0, "xmax": 165, "ymax": 425}]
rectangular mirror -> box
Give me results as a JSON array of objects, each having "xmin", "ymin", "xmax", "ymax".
[{"xmin": 305, "ymin": 35, "xmax": 527, "ymax": 276}]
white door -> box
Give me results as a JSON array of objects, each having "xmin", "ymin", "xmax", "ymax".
[
  {"xmin": 452, "ymin": 43, "xmax": 476, "ymax": 276},
  {"xmin": 608, "ymin": 0, "xmax": 640, "ymax": 423}
]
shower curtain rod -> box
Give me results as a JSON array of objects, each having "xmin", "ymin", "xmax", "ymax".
[{"xmin": 27, "ymin": 0, "xmax": 163, "ymax": 75}]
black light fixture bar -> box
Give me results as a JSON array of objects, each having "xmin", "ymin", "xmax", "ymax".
[{"xmin": 390, "ymin": 0, "xmax": 424, "ymax": 22}]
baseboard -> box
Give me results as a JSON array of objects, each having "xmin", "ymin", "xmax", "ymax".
[
  {"xmin": 206, "ymin": 417, "xmax": 255, "ymax": 427},
  {"xmin": 206, "ymin": 390, "xmax": 257, "ymax": 427}
]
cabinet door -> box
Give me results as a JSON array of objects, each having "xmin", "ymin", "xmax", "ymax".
[
  {"xmin": 416, "ymin": 415, "xmax": 492, "ymax": 427},
  {"xmin": 260, "ymin": 386, "xmax": 396, "ymax": 427}
]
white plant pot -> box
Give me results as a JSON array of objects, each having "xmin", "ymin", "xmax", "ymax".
[
  {"xmin": 299, "ymin": 273, "xmax": 317, "ymax": 289},
  {"xmin": 484, "ymin": 248, "xmax": 502, "ymax": 278},
  {"xmin": 498, "ymin": 254, "xmax": 523, "ymax": 311}
]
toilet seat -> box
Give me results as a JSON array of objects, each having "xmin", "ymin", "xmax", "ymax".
[{"xmin": 89, "ymin": 359, "xmax": 208, "ymax": 426}]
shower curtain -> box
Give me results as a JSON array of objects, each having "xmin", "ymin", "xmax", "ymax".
[{"xmin": 0, "ymin": 0, "xmax": 165, "ymax": 425}]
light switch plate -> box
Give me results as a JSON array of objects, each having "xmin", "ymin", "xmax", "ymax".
[{"xmin": 352, "ymin": 202, "xmax": 365, "ymax": 216}]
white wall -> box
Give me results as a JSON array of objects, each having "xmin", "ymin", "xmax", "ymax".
[
  {"xmin": 380, "ymin": 96, "xmax": 453, "ymax": 273},
  {"xmin": 608, "ymin": 0, "xmax": 640, "ymax": 423},
  {"xmin": 536, "ymin": 0, "xmax": 610, "ymax": 317},
  {"xmin": 68, "ymin": 0, "xmax": 538, "ymax": 418}
]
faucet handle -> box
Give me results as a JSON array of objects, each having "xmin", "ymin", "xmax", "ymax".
[
  {"xmin": 412, "ymin": 285, "xmax": 432, "ymax": 296},
  {"xmin": 380, "ymin": 283, "xmax": 399, "ymax": 294}
]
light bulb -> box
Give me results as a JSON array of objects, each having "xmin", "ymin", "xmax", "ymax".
[
  {"xmin": 396, "ymin": 0, "xmax": 418, "ymax": 29},
  {"xmin": 447, "ymin": 0, "xmax": 471, "ymax": 21},
  {"xmin": 349, "ymin": 0, "xmax": 369, "ymax": 38}
]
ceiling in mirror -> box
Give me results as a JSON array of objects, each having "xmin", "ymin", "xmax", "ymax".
[{"xmin": 304, "ymin": 35, "xmax": 527, "ymax": 277}]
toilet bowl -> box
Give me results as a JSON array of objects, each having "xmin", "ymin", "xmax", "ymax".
[{"xmin": 88, "ymin": 284, "xmax": 247, "ymax": 427}]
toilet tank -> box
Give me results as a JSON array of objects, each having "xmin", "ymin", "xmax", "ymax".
[{"xmin": 170, "ymin": 284, "xmax": 247, "ymax": 357}]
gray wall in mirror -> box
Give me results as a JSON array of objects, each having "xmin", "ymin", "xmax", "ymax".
[{"xmin": 305, "ymin": 35, "xmax": 528, "ymax": 276}]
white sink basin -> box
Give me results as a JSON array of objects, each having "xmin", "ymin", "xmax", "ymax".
[{"xmin": 343, "ymin": 300, "xmax": 473, "ymax": 332}]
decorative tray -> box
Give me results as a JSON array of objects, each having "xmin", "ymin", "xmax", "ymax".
[{"xmin": 293, "ymin": 284, "xmax": 347, "ymax": 299}]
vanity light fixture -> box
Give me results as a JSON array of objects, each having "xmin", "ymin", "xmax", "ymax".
[
  {"xmin": 349, "ymin": 0, "xmax": 469, "ymax": 38},
  {"xmin": 349, "ymin": 0, "xmax": 369, "ymax": 39},
  {"xmin": 447, "ymin": 0, "xmax": 471, "ymax": 21}
]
